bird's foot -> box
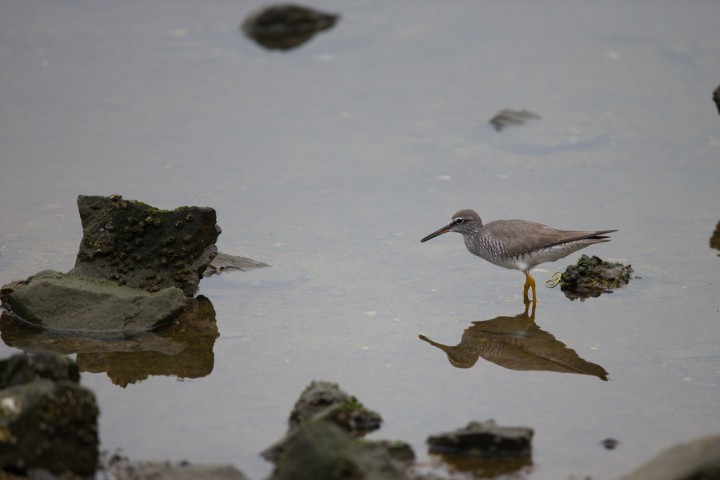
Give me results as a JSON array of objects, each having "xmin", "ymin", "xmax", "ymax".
[{"xmin": 523, "ymin": 271, "xmax": 538, "ymax": 304}]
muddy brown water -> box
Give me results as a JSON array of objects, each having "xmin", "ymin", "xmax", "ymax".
[{"xmin": 1, "ymin": 1, "xmax": 719, "ymax": 479}]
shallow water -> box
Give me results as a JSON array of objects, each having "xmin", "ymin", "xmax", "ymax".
[{"xmin": 1, "ymin": 1, "xmax": 719, "ymax": 479}]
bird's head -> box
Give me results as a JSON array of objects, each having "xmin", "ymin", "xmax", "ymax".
[{"xmin": 421, "ymin": 209, "xmax": 482, "ymax": 242}]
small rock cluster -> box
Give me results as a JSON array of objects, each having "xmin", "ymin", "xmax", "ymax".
[{"xmin": 262, "ymin": 381, "xmax": 536, "ymax": 480}]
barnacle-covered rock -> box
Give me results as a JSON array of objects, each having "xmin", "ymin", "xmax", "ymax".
[{"xmin": 70, "ymin": 195, "xmax": 220, "ymax": 297}]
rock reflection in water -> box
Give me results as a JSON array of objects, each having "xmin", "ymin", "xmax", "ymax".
[
  {"xmin": 419, "ymin": 303, "xmax": 608, "ymax": 381},
  {"xmin": 0, "ymin": 296, "xmax": 218, "ymax": 388},
  {"xmin": 430, "ymin": 452, "xmax": 532, "ymax": 479}
]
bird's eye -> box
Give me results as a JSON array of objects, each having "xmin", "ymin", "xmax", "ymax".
[{"xmin": 454, "ymin": 218, "xmax": 465, "ymax": 225}]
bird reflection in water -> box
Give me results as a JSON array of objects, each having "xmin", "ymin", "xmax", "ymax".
[{"xmin": 419, "ymin": 303, "xmax": 608, "ymax": 381}]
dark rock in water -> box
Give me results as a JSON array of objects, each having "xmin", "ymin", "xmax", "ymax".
[
  {"xmin": 269, "ymin": 422, "xmax": 409, "ymax": 480},
  {"xmin": 1, "ymin": 296, "xmax": 218, "ymax": 388},
  {"xmin": 203, "ymin": 251, "xmax": 269, "ymax": 277},
  {"xmin": 0, "ymin": 354, "xmax": 99, "ymax": 477},
  {"xmin": 0, "ymin": 270, "xmax": 187, "ymax": 333},
  {"xmin": 601, "ymin": 437, "xmax": 619, "ymax": 450},
  {"xmin": 0, "ymin": 353, "xmax": 79, "ymax": 389},
  {"xmin": 489, "ymin": 109, "xmax": 540, "ymax": 131},
  {"xmin": 710, "ymin": 221, "xmax": 720, "ymax": 255},
  {"xmin": 364, "ymin": 440, "xmax": 415, "ymax": 463},
  {"xmin": 69, "ymin": 195, "xmax": 220, "ymax": 297},
  {"xmin": 263, "ymin": 380, "xmax": 383, "ymax": 463},
  {"xmin": 559, "ymin": 255, "xmax": 633, "ymax": 300},
  {"xmin": 242, "ymin": 3, "xmax": 339, "ymax": 51},
  {"xmin": 288, "ymin": 380, "xmax": 382, "ymax": 434},
  {"xmin": 714, "ymin": 84, "xmax": 720, "ymax": 115},
  {"xmin": 619, "ymin": 435, "xmax": 720, "ymax": 480},
  {"xmin": 427, "ymin": 420, "xmax": 533, "ymax": 457}
]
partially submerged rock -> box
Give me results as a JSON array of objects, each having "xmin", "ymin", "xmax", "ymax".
[
  {"xmin": 0, "ymin": 270, "xmax": 187, "ymax": 334},
  {"xmin": 602, "ymin": 438, "xmax": 619, "ymax": 450},
  {"xmin": 269, "ymin": 422, "xmax": 408, "ymax": 480},
  {"xmin": 489, "ymin": 109, "xmax": 540, "ymax": 131},
  {"xmin": 70, "ymin": 195, "xmax": 220, "ymax": 297},
  {"xmin": 242, "ymin": 3, "xmax": 339, "ymax": 51},
  {"xmin": 204, "ymin": 251, "xmax": 269, "ymax": 277},
  {"xmin": 289, "ymin": 380, "xmax": 381, "ymax": 432},
  {"xmin": 427, "ymin": 420, "xmax": 533, "ymax": 457},
  {"xmin": 263, "ymin": 381, "xmax": 382, "ymax": 462},
  {"xmin": 710, "ymin": 220, "xmax": 720, "ymax": 255},
  {"xmin": 713, "ymin": 84, "xmax": 720, "ymax": 115},
  {"xmin": 619, "ymin": 435, "xmax": 720, "ymax": 480},
  {"xmin": 559, "ymin": 254, "xmax": 633, "ymax": 300},
  {"xmin": 0, "ymin": 353, "xmax": 99, "ymax": 477}
]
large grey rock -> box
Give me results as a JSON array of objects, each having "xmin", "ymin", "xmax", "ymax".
[
  {"xmin": 269, "ymin": 421, "xmax": 408, "ymax": 480},
  {"xmin": 0, "ymin": 270, "xmax": 187, "ymax": 333},
  {"xmin": 69, "ymin": 195, "xmax": 220, "ymax": 297},
  {"xmin": 0, "ymin": 354, "xmax": 99, "ymax": 477},
  {"xmin": 619, "ymin": 435, "xmax": 720, "ymax": 480}
]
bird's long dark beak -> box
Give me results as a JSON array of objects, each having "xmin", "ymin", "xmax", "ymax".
[{"xmin": 421, "ymin": 223, "xmax": 452, "ymax": 243}]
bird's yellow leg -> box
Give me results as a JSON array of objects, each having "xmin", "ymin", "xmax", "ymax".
[
  {"xmin": 523, "ymin": 270, "xmax": 537, "ymax": 304},
  {"xmin": 522, "ymin": 299, "xmax": 537, "ymax": 326}
]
